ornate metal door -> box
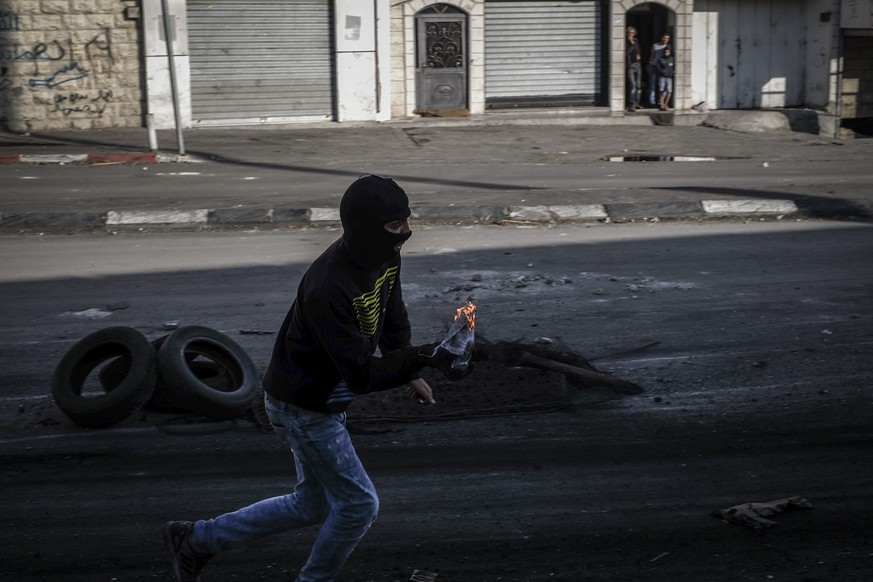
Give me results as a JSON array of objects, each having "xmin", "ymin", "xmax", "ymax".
[{"xmin": 416, "ymin": 9, "xmax": 467, "ymax": 112}]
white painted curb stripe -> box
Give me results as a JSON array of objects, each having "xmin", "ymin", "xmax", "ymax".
[
  {"xmin": 550, "ymin": 204, "xmax": 608, "ymax": 219},
  {"xmin": 309, "ymin": 207, "xmax": 341, "ymax": 222},
  {"xmin": 19, "ymin": 154, "xmax": 88, "ymax": 164},
  {"xmin": 106, "ymin": 209, "xmax": 209, "ymax": 225},
  {"xmin": 702, "ymin": 199, "xmax": 798, "ymax": 214},
  {"xmin": 508, "ymin": 206, "xmax": 551, "ymax": 220},
  {"xmin": 157, "ymin": 154, "xmax": 202, "ymax": 163},
  {"xmin": 7, "ymin": 153, "xmax": 186, "ymax": 164},
  {"xmin": 508, "ymin": 205, "xmax": 608, "ymax": 220}
]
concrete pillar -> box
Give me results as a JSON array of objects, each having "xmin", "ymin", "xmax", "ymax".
[{"xmin": 143, "ymin": 0, "xmax": 191, "ymax": 129}]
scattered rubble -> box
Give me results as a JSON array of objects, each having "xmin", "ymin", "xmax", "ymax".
[{"xmin": 431, "ymin": 271, "xmax": 695, "ymax": 302}]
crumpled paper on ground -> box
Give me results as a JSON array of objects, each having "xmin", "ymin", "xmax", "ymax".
[{"xmin": 713, "ymin": 496, "xmax": 814, "ymax": 529}]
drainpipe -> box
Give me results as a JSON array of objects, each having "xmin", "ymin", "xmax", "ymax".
[
  {"xmin": 146, "ymin": 113, "xmax": 158, "ymax": 151},
  {"xmin": 833, "ymin": 30, "xmax": 844, "ymax": 140},
  {"xmin": 374, "ymin": 0, "xmax": 381, "ymax": 113},
  {"xmin": 160, "ymin": 0, "xmax": 185, "ymax": 156}
]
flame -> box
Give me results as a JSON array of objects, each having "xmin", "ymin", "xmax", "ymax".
[{"xmin": 454, "ymin": 301, "xmax": 476, "ymax": 330}]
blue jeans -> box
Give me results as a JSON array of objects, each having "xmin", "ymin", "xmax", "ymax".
[
  {"xmin": 648, "ymin": 69, "xmax": 658, "ymax": 105},
  {"xmin": 627, "ymin": 62, "xmax": 641, "ymax": 107},
  {"xmin": 658, "ymin": 76, "xmax": 673, "ymax": 94},
  {"xmin": 191, "ymin": 393, "xmax": 379, "ymax": 582}
]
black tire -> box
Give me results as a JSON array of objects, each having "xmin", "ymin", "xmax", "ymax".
[
  {"xmin": 157, "ymin": 326, "xmax": 259, "ymax": 419},
  {"xmin": 98, "ymin": 354, "xmax": 132, "ymax": 394},
  {"xmin": 150, "ymin": 360, "xmax": 233, "ymax": 413},
  {"xmin": 100, "ymin": 335, "xmax": 201, "ymax": 413},
  {"xmin": 52, "ymin": 327, "xmax": 157, "ymax": 428}
]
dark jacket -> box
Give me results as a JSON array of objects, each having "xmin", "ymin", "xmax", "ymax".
[
  {"xmin": 656, "ymin": 55, "xmax": 675, "ymax": 79},
  {"xmin": 627, "ymin": 40, "xmax": 641, "ymax": 68},
  {"xmin": 263, "ymin": 237, "xmax": 424, "ymax": 412}
]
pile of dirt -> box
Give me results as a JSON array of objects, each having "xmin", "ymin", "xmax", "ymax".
[
  {"xmin": 348, "ymin": 363, "xmax": 567, "ymax": 423},
  {"xmin": 347, "ymin": 338, "xmax": 626, "ymax": 423}
]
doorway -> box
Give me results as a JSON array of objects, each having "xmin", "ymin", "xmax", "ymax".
[
  {"xmin": 415, "ymin": 5, "xmax": 468, "ymax": 113},
  {"xmin": 627, "ymin": 2, "xmax": 674, "ymax": 108}
]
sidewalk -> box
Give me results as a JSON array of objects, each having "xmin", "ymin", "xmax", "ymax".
[{"xmin": 1, "ymin": 108, "xmax": 871, "ymax": 230}]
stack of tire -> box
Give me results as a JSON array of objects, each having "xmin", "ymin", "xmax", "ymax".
[{"xmin": 52, "ymin": 325, "xmax": 262, "ymax": 428}]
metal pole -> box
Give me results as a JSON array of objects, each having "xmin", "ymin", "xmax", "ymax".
[
  {"xmin": 833, "ymin": 30, "xmax": 844, "ymax": 140},
  {"xmin": 373, "ymin": 0, "xmax": 380, "ymax": 113},
  {"xmin": 160, "ymin": 0, "xmax": 185, "ymax": 155},
  {"xmin": 146, "ymin": 113, "xmax": 158, "ymax": 151}
]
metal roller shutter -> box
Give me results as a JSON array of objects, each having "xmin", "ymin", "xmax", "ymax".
[
  {"xmin": 187, "ymin": 0, "xmax": 334, "ymax": 125},
  {"xmin": 485, "ymin": 0, "xmax": 603, "ymax": 108}
]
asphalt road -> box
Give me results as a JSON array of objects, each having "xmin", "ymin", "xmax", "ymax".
[
  {"xmin": 3, "ymin": 125, "xmax": 873, "ymax": 215},
  {"xmin": 2, "ymin": 221, "xmax": 872, "ymax": 581}
]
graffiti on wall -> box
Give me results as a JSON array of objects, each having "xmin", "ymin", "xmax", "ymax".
[
  {"xmin": 0, "ymin": 11, "xmax": 20, "ymax": 32},
  {"xmin": 0, "ymin": 11, "xmax": 116, "ymax": 119}
]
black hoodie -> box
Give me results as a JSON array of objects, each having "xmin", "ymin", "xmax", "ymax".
[{"xmin": 263, "ymin": 176, "xmax": 426, "ymax": 412}]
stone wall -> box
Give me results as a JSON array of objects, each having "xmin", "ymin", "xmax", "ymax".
[{"xmin": 0, "ymin": 0, "xmax": 142, "ymax": 131}]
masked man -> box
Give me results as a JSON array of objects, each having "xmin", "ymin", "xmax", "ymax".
[{"xmin": 163, "ymin": 175, "xmax": 468, "ymax": 582}]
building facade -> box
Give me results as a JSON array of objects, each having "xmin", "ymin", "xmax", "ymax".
[
  {"xmin": 1, "ymin": 0, "xmax": 870, "ymax": 136},
  {"xmin": 0, "ymin": 0, "xmax": 143, "ymax": 131}
]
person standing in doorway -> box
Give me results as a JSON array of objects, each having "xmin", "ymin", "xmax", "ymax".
[
  {"xmin": 647, "ymin": 33, "xmax": 672, "ymax": 108},
  {"xmin": 656, "ymin": 46, "xmax": 675, "ymax": 110},
  {"xmin": 626, "ymin": 26, "xmax": 642, "ymax": 111},
  {"xmin": 162, "ymin": 175, "xmax": 472, "ymax": 582}
]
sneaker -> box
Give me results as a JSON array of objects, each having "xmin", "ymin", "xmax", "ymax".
[{"xmin": 163, "ymin": 521, "xmax": 213, "ymax": 582}]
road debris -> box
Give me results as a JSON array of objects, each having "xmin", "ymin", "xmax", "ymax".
[
  {"xmin": 60, "ymin": 308, "xmax": 113, "ymax": 319},
  {"xmin": 519, "ymin": 351, "xmax": 644, "ymax": 395},
  {"xmin": 479, "ymin": 338, "xmax": 644, "ymax": 395},
  {"xmin": 713, "ymin": 496, "xmax": 814, "ymax": 530}
]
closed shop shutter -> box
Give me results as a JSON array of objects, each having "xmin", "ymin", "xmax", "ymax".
[
  {"xmin": 187, "ymin": 0, "xmax": 334, "ymax": 125},
  {"xmin": 484, "ymin": 0, "xmax": 603, "ymax": 108}
]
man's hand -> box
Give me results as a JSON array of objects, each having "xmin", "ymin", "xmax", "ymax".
[
  {"xmin": 429, "ymin": 345, "xmax": 475, "ymax": 381},
  {"xmin": 418, "ymin": 343, "xmax": 475, "ymax": 381},
  {"xmin": 407, "ymin": 377, "xmax": 435, "ymax": 406}
]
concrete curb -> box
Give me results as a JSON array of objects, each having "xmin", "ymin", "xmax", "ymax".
[
  {"xmin": 1, "ymin": 198, "xmax": 848, "ymax": 231},
  {"xmin": 0, "ymin": 152, "xmax": 191, "ymax": 165}
]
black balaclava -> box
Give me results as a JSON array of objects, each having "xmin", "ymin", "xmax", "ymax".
[{"xmin": 340, "ymin": 175, "xmax": 412, "ymax": 266}]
